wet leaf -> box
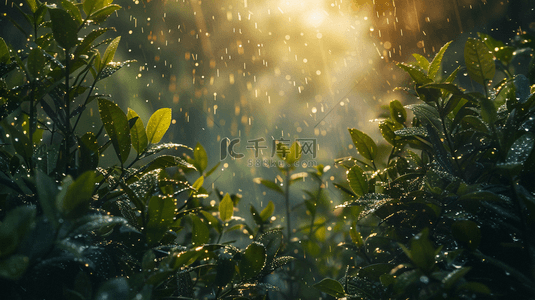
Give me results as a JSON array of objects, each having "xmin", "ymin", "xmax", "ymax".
[
  {"xmin": 146, "ymin": 108, "xmax": 172, "ymax": 144},
  {"xmin": 127, "ymin": 108, "xmax": 148, "ymax": 153},
  {"xmin": 98, "ymin": 98, "xmax": 131, "ymax": 164},
  {"xmin": 101, "ymin": 36, "xmax": 120, "ymax": 70},
  {"xmin": 259, "ymin": 200, "xmax": 274, "ymax": 222},
  {"xmin": 258, "ymin": 229, "xmax": 283, "ymax": 258},
  {"xmin": 464, "ymin": 38, "xmax": 495, "ymax": 86},
  {"xmin": 219, "ymin": 193, "xmax": 233, "ymax": 222},
  {"xmin": 28, "ymin": 47, "xmax": 46, "ymax": 79},
  {"xmin": 146, "ymin": 196, "xmax": 176, "ymax": 245},
  {"xmin": 313, "ymin": 278, "xmax": 346, "ymax": 298},
  {"xmin": 215, "ymin": 252, "xmax": 235, "ymax": 287},
  {"xmin": 412, "ymin": 53, "xmax": 429, "ymax": 71},
  {"xmin": 36, "ymin": 170, "xmax": 59, "ymax": 228},
  {"xmin": 49, "ymin": 8, "xmax": 78, "ymax": 50},
  {"xmin": 428, "ymin": 41, "xmax": 452, "ymax": 80},
  {"xmin": 348, "ymin": 128, "xmax": 377, "ymax": 160},
  {"xmin": 0, "ymin": 37, "xmax": 10, "ymax": 64},
  {"xmin": 442, "ymin": 267, "xmax": 471, "ymax": 290},
  {"xmin": 478, "ymin": 32, "xmax": 514, "ymax": 65},
  {"xmin": 89, "ymin": 4, "xmax": 121, "ymax": 23},
  {"xmin": 389, "ymin": 100, "xmax": 406, "ymax": 124},
  {"xmin": 397, "ymin": 62, "xmax": 432, "ymax": 85},
  {"xmin": 254, "ymin": 178, "xmax": 284, "ymax": 194},
  {"xmin": 452, "ymin": 220, "xmax": 481, "ymax": 251},
  {"xmin": 191, "ymin": 215, "xmax": 209, "ymax": 246},
  {"xmin": 78, "ymin": 132, "xmax": 99, "ymax": 173},
  {"xmin": 347, "ymin": 165, "xmax": 368, "ymax": 197},
  {"xmin": 61, "ymin": 0, "xmax": 82, "ymax": 26},
  {"xmin": 0, "ymin": 206, "xmax": 35, "ymax": 258},
  {"xmin": 506, "ymin": 133, "xmax": 534, "ymax": 164},
  {"xmin": 94, "ymin": 277, "xmax": 129, "ymax": 300},
  {"xmin": 193, "ymin": 142, "xmax": 208, "ymax": 173},
  {"xmin": 57, "ymin": 171, "xmax": 96, "ymax": 219},
  {"xmin": 239, "ymin": 242, "xmax": 266, "ymax": 280}
]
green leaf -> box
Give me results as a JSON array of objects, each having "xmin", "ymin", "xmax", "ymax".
[
  {"xmin": 219, "ymin": 193, "xmax": 233, "ymax": 222},
  {"xmin": 101, "ymin": 36, "xmax": 120, "ymax": 70},
  {"xmin": 49, "ymin": 8, "xmax": 78, "ymax": 50},
  {"xmin": 479, "ymin": 97, "xmax": 497, "ymax": 125},
  {"xmin": 78, "ymin": 132, "xmax": 99, "ymax": 173},
  {"xmin": 36, "ymin": 170, "xmax": 60, "ymax": 228},
  {"xmin": 254, "ymin": 178, "xmax": 284, "ymax": 194},
  {"xmin": 1, "ymin": 120, "xmax": 33, "ymax": 162},
  {"xmin": 406, "ymin": 228, "xmax": 436, "ymax": 272},
  {"xmin": 442, "ymin": 267, "xmax": 471, "ymax": 290},
  {"xmin": 313, "ymin": 278, "xmax": 346, "ymax": 298},
  {"xmin": 146, "ymin": 196, "xmax": 176, "ymax": 245},
  {"xmin": 98, "ymin": 98, "xmax": 131, "ymax": 164},
  {"xmin": 25, "ymin": 0, "xmax": 37, "ymax": 12},
  {"xmin": 89, "ymin": 4, "xmax": 121, "ymax": 24},
  {"xmin": 0, "ymin": 255, "xmax": 29, "ymax": 280},
  {"xmin": 464, "ymin": 38, "xmax": 495, "ymax": 85},
  {"xmin": 259, "ymin": 200, "xmax": 275, "ymax": 222},
  {"xmin": 258, "ymin": 229, "xmax": 283, "ymax": 258},
  {"xmin": 285, "ymin": 141, "xmax": 301, "ymax": 165},
  {"xmin": 397, "ymin": 62, "xmax": 432, "ymax": 85},
  {"xmin": 127, "ymin": 109, "xmax": 148, "ymax": 153},
  {"xmin": 452, "ymin": 220, "xmax": 481, "ymax": 251},
  {"xmin": 191, "ymin": 215, "xmax": 209, "ymax": 246},
  {"xmin": 215, "ymin": 252, "xmax": 235, "ymax": 287},
  {"xmin": 239, "ymin": 242, "xmax": 266, "ymax": 280},
  {"xmin": 0, "ymin": 37, "xmax": 10, "ymax": 64},
  {"xmin": 348, "ymin": 128, "xmax": 377, "ymax": 160},
  {"xmin": 389, "ymin": 100, "xmax": 406, "ymax": 124},
  {"xmin": 74, "ymin": 28, "xmax": 114, "ymax": 57},
  {"xmin": 478, "ymin": 32, "xmax": 514, "ymax": 65},
  {"xmin": 379, "ymin": 120, "xmax": 403, "ymax": 146},
  {"xmin": 506, "ymin": 133, "xmax": 534, "ymax": 164},
  {"xmin": 457, "ymin": 282, "xmax": 491, "ymax": 295},
  {"xmin": 349, "ymin": 227, "xmax": 364, "ymax": 247},
  {"xmin": 428, "ymin": 40, "xmax": 452, "ymax": 80},
  {"xmin": 412, "ymin": 53, "xmax": 429, "ymax": 71},
  {"xmin": 27, "ymin": 47, "xmax": 46, "ymax": 79},
  {"xmin": 0, "ymin": 206, "xmax": 36, "ymax": 258},
  {"xmin": 192, "ymin": 176, "xmax": 204, "ymax": 191},
  {"xmin": 193, "ymin": 142, "xmax": 208, "ymax": 173},
  {"xmin": 57, "ymin": 171, "xmax": 96, "ymax": 219},
  {"xmin": 250, "ymin": 205, "xmax": 264, "ymax": 225},
  {"xmin": 61, "ymin": 0, "xmax": 83, "ymax": 26},
  {"xmin": 146, "ymin": 108, "xmax": 172, "ymax": 144},
  {"xmin": 347, "ymin": 165, "xmax": 368, "ymax": 197}
]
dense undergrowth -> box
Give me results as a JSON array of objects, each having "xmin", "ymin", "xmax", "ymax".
[{"xmin": 1, "ymin": 0, "xmax": 535, "ymax": 299}]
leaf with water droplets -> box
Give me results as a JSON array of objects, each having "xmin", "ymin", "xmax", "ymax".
[
  {"xmin": 506, "ymin": 133, "xmax": 534, "ymax": 165},
  {"xmin": 259, "ymin": 200, "xmax": 275, "ymax": 222},
  {"xmin": 191, "ymin": 214, "xmax": 209, "ymax": 246},
  {"xmin": 239, "ymin": 242, "xmax": 266, "ymax": 280},
  {"xmin": 146, "ymin": 196, "xmax": 176, "ymax": 245},
  {"xmin": 98, "ymin": 98, "xmax": 131, "ymax": 164},
  {"xmin": 349, "ymin": 128, "xmax": 377, "ymax": 161},
  {"xmin": 428, "ymin": 41, "xmax": 452, "ymax": 80},
  {"xmin": 452, "ymin": 220, "xmax": 481, "ymax": 251},
  {"xmin": 478, "ymin": 32, "xmax": 514, "ymax": 65},
  {"xmin": 57, "ymin": 171, "xmax": 96, "ymax": 219},
  {"xmin": 412, "ymin": 53, "xmax": 429, "ymax": 71},
  {"xmin": 254, "ymin": 178, "xmax": 284, "ymax": 194},
  {"xmin": 127, "ymin": 108, "xmax": 148, "ymax": 153},
  {"xmin": 146, "ymin": 108, "xmax": 172, "ymax": 144},
  {"xmin": 389, "ymin": 100, "xmax": 406, "ymax": 124},
  {"xmin": 71, "ymin": 214, "xmax": 127, "ymax": 236},
  {"xmin": 397, "ymin": 62, "xmax": 432, "ymax": 85},
  {"xmin": 347, "ymin": 165, "xmax": 368, "ymax": 197},
  {"xmin": 258, "ymin": 229, "xmax": 283, "ymax": 258},
  {"xmin": 49, "ymin": 9, "xmax": 78, "ymax": 50},
  {"xmin": 313, "ymin": 278, "xmax": 346, "ymax": 298},
  {"xmin": 464, "ymin": 38, "xmax": 495, "ymax": 86}
]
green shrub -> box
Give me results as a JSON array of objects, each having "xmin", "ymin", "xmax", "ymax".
[
  {"xmin": 316, "ymin": 34, "xmax": 535, "ymax": 299},
  {"xmin": 0, "ymin": 1, "xmax": 292, "ymax": 299}
]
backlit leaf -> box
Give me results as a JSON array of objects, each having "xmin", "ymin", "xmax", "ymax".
[
  {"xmin": 146, "ymin": 108, "xmax": 172, "ymax": 144},
  {"xmin": 347, "ymin": 165, "xmax": 368, "ymax": 197},
  {"xmin": 464, "ymin": 38, "xmax": 495, "ymax": 85},
  {"xmin": 239, "ymin": 242, "xmax": 266, "ymax": 280},
  {"xmin": 348, "ymin": 128, "xmax": 377, "ymax": 160},
  {"xmin": 49, "ymin": 8, "xmax": 78, "ymax": 50},
  {"xmin": 313, "ymin": 278, "xmax": 346, "ymax": 298},
  {"xmin": 219, "ymin": 193, "xmax": 233, "ymax": 222}
]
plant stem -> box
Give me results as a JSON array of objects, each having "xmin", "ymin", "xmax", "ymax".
[
  {"xmin": 284, "ymin": 165, "xmax": 291, "ymax": 243},
  {"xmin": 64, "ymin": 49, "xmax": 72, "ymax": 175}
]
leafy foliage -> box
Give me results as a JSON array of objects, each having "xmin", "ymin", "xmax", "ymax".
[
  {"xmin": 0, "ymin": 1, "xmax": 292, "ymax": 299},
  {"xmin": 323, "ymin": 33, "xmax": 535, "ymax": 299}
]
